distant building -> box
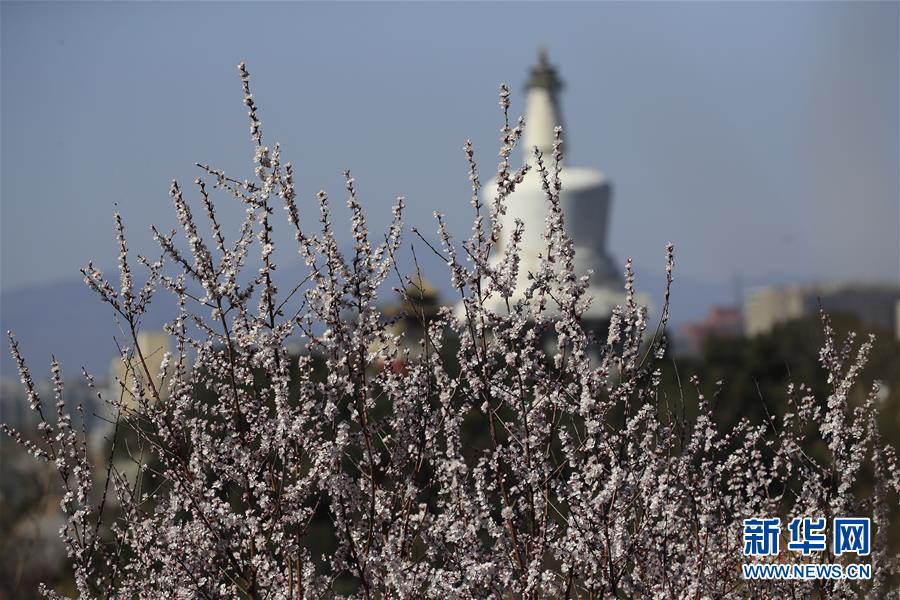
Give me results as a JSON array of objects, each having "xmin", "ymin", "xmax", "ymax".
[
  {"xmin": 108, "ymin": 331, "xmax": 172, "ymax": 406},
  {"xmin": 0, "ymin": 379, "xmax": 38, "ymax": 430},
  {"xmin": 744, "ymin": 282, "xmax": 900, "ymax": 337},
  {"xmin": 92, "ymin": 331, "xmax": 173, "ymax": 464},
  {"xmin": 677, "ymin": 305, "xmax": 744, "ymax": 356},
  {"xmin": 374, "ymin": 275, "xmax": 442, "ymax": 371},
  {"xmin": 460, "ymin": 50, "xmax": 645, "ymax": 327},
  {"xmin": 0, "ymin": 377, "xmax": 106, "ymax": 434}
]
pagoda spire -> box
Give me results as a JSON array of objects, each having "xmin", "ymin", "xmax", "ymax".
[{"xmin": 524, "ymin": 48, "xmax": 565, "ymax": 164}]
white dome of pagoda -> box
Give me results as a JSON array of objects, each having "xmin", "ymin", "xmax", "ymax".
[{"xmin": 472, "ymin": 50, "xmax": 639, "ymax": 322}]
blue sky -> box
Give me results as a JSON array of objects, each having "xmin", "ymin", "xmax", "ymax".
[{"xmin": 2, "ymin": 1, "xmax": 898, "ymax": 299}]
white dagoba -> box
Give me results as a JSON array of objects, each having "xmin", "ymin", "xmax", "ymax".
[{"xmin": 475, "ymin": 50, "xmax": 633, "ymax": 323}]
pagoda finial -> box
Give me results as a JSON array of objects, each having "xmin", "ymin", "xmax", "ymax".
[
  {"xmin": 526, "ymin": 47, "xmax": 563, "ymax": 93},
  {"xmin": 524, "ymin": 48, "xmax": 565, "ymax": 163}
]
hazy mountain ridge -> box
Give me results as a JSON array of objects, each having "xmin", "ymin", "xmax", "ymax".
[
  {"xmin": 0, "ymin": 254, "xmax": 731, "ymax": 383},
  {"xmin": 0, "ymin": 275, "xmax": 178, "ymax": 382}
]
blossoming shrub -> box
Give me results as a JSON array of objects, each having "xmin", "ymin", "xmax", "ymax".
[{"xmin": 3, "ymin": 64, "xmax": 899, "ymax": 599}]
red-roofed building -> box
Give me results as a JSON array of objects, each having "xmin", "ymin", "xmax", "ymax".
[{"xmin": 678, "ymin": 306, "xmax": 744, "ymax": 356}]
